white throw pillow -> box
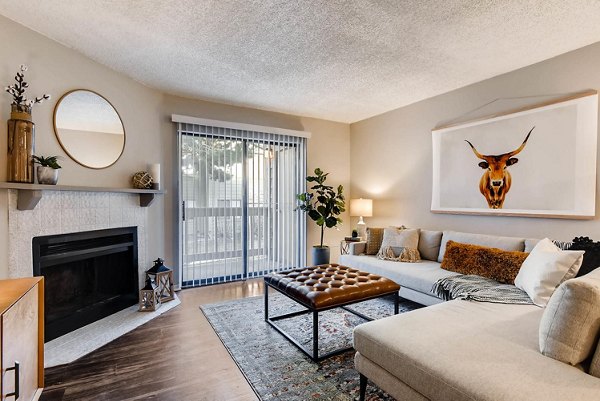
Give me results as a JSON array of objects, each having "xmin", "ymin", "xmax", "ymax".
[
  {"xmin": 514, "ymin": 238, "xmax": 584, "ymax": 307},
  {"xmin": 377, "ymin": 227, "xmax": 421, "ymax": 262}
]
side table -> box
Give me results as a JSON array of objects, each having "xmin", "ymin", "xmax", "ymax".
[{"xmin": 340, "ymin": 239, "xmax": 360, "ymax": 255}]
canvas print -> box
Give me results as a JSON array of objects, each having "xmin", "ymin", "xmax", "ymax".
[{"xmin": 431, "ymin": 92, "xmax": 598, "ymax": 218}]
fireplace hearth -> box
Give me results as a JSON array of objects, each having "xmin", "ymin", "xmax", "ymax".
[{"xmin": 33, "ymin": 227, "xmax": 139, "ymax": 341}]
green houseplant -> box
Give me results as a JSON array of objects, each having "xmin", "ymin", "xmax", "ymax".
[
  {"xmin": 33, "ymin": 155, "xmax": 61, "ymax": 185},
  {"xmin": 297, "ymin": 168, "xmax": 345, "ymax": 265}
]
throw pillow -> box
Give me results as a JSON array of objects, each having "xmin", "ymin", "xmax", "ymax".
[
  {"xmin": 365, "ymin": 227, "xmax": 385, "ymax": 255},
  {"xmin": 514, "ymin": 238, "xmax": 584, "ymax": 307},
  {"xmin": 569, "ymin": 236, "xmax": 600, "ymax": 277},
  {"xmin": 539, "ymin": 268, "xmax": 600, "ymax": 366},
  {"xmin": 377, "ymin": 227, "xmax": 421, "ymax": 262},
  {"xmin": 418, "ymin": 230, "xmax": 443, "ymax": 261},
  {"xmin": 440, "ymin": 240, "xmax": 529, "ymax": 284},
  {"xmin": 437, "ymin": 231, "xmax": 525, "ymax": 263}
]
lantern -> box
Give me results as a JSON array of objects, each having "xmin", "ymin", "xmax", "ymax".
[
  {"xmin": 139, "ymin": 277, "xmax": 161, "ymax": 312},
  {"xmin": 146, "ymin": 258, "xmax": 175, "ymax": 302}
]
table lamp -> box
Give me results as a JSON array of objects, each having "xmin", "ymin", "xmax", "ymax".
[{"xmin": 350, "ymin": 198, "xmax": 373, "ymax": 240}]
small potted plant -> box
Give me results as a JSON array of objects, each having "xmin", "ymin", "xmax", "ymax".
[
  {"xmin": 33, "ymin": 155, "xmax": 61, "ymax": 185},
  {"xmin": 297, "ymin": 168, "xmax": 345, "ymax": 265}
]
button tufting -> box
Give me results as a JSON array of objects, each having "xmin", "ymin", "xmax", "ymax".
[{"xmin": 264, "ymin": 264, "xmax": 400, "ymax": 309}]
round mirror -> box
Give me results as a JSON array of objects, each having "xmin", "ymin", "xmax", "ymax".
[{"xmin": 53, "ymin": 90, "xmax": 125, "ymax": 169}]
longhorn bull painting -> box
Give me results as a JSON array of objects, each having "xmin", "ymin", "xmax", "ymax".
[
  {"xmin": 465, "ymin": 127, "xmax": 534, "ymax": 209},
  {"xmin": 431, "ymin": 91, "xmax": 597, "ymax": 218}
]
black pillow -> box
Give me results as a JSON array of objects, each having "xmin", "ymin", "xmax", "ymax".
[{"xmin": 568, "ymin": 237, "xmax": 600, "ymax": 277}]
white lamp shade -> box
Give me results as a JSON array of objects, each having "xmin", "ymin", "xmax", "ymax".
[{"xmin": 350, "ymin": 198, "xmax": 373, "ymax": 217}]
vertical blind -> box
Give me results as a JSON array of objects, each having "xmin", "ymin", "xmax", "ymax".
[{"xmin": 177, "ymin": 122, "xmax": 307, "ymax": 287}]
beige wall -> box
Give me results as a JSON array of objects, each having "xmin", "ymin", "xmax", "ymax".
[
  {"xmin": 0, "ymin": 16, "xmax": 351, "ymax": 279},
  {"xmin": 350, "ymin": 41, "xmax": 600, "ymax": 242},
  {"xmin": 0, "ymin": 16, "xmax": 164, "ymax": 279}
]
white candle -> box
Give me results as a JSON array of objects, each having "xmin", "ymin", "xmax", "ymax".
[{"xmin": 148, "ymin": 163, "xmax": 160, "ymax": 189}]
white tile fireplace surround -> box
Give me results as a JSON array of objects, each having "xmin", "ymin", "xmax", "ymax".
[{"xmin": 7, "ymin": 189, "xmax": 148, "ymax": 283}]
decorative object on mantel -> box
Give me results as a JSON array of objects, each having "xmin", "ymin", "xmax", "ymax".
[
  {"xmin": 296, "ymin": 168, "xmax": 345, "ymax": 265},
  {"xmin": 32, "ymin": 155, "xmax": 61, "ymax": 185},
  {"xmin": 54, "ymin": 89, "xmax": 125, "ymax": 169},
  {"xmin": 145, "ymin": 258, "xmax": 174, "ymax": 302},
  {"xmin": 431, "ymin": 90, "xmax": 598, "ymax": 219},
  {"xmin": 132, "ymin": 171, "xmax": 153, "ymax": 189},
  {"xmin": 4, "ymin": 64, "xmax": 51, "ymax": 183},
  {"xmin": 148, "ymin": 163, "xmax": 160, "ymax": 190},
  {"xmin": 139, "ymin": 277, "xmax": 161, "ymax": 312}
]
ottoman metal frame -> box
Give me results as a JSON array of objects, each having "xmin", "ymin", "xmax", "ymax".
[{"xmin": 264, "ymin": 281, "xmax": 399, "ymax": 362}]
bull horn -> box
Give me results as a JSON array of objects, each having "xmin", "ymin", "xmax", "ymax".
[
  {"xmin": 465, "ymin": 140, "xmax": 485, "ymax": 159},
  {"xmin": 508, "ymin": 126, "xmax": 534, "ymax": 157}
]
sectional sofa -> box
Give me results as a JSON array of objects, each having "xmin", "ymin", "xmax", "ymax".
[
  {"xmin": 339, "ymin": 230, "xmax": 600, "ymax": 401},
  {"xmin": 339, "ymin": 230, "xmax": 531, "ymax": 306}
]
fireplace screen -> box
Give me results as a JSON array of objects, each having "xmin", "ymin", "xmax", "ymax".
[{"xmin": 33, "ymin": 227, "xmax": 138, "ymax": 341}]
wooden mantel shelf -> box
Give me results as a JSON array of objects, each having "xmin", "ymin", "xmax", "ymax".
[{"xmin": 0, "ymin": 182, "xmax": 166, "ymax": 210}]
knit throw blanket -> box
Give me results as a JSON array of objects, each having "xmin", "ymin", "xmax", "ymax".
[{"xmin": 432, "ymin": 274, "xmax": 534, "ymax": 305}]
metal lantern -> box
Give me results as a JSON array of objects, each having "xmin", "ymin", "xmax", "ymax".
[
  {"xmin": 139, "ymin": 277, "xmax": 161, "ymax": 312},
  {"xmin": 146, "ymin": 258, "xmax": 175, "ymax": 302}
]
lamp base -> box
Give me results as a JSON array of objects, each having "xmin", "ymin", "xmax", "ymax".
[{"xmin": 357, "ymin": 217, "xmax": 367, "ymax": 241}]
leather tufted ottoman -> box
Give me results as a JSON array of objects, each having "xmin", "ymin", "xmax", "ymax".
[{"xmin": 264, "ymin": 264, "xmax": 400, "ymax": 362}]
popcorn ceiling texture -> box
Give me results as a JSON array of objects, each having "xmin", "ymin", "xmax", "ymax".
[
  {"xmin": 1, "ymin": 1, "xmax": 600, "ymax": 122},
  {"xmin": 8, "ymin": 190, "xmax": 148, "ymax": 285}
]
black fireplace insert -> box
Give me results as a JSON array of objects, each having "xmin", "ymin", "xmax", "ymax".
[{"xmin": 33, "ymin": 227, "xmax": 139, "ymax": 341}]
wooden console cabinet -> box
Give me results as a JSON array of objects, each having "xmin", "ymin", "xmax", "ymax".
[{"xmin": 0, "ymin": 277, "xmax": 44, "ymax": 401}]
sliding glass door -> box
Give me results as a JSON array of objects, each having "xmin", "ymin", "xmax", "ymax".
[{"xmin": 178, "ymin": 124, "xmax": 306, "ymax": 287}]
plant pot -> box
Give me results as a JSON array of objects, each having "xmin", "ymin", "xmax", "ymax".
[
  {"xmin": 37, "ymin": 166, "xmax": 59, "ymax": 185},
  {"xmin": 312, "ymin": 246, "xmax": 330, "ymax": 265},
  {"xmin": 7, "ymin": 104, "xmax": 35, "ymax": 183}
]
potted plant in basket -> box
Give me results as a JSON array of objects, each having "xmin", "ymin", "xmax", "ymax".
[
  {"xmin": 297, "ymin": 168, "xmax": 345, "ymax": 265},
  {"xmin": 33, "ymin": 155, "xmax": 61, "ymax": 185}
]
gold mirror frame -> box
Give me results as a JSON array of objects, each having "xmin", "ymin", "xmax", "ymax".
[{"xmin": 53, "ymin": 89, "xmax": 126, "ymax": 169}]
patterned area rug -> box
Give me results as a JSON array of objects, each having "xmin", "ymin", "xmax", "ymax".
[{"xmin": 201, "ymin": 292, "xmax": 422, "ymax": 400}]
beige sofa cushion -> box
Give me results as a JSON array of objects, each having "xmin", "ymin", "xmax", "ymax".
[
  {"xmin": 539, "ymin": 268, "xmax": 600, "ymax": 366},
  {"xmin": 590, "ymin": 340, "xmax": 600, "ymax": 378},
  {"xmin": 353, "ymin": 300, "xmax": 600, "ymax": 401},
  {"xmin": 418, "ymin": 230, "xmax": 442, "ymax": 261},
  {"xmin": 524, "ymin": 238, "xmax": 541, "ymax": 253},
  {"xmin": 437, "ymin": 231, "xmax": 525, "ymax": 262},
  {"xmin": 339, "ymin": 255, "xmax": 456, "ymax": 295}
]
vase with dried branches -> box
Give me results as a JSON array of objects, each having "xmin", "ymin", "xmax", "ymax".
[{"xmin": 4, "ymin": 65, "xmax": 50, "ymax": 183}]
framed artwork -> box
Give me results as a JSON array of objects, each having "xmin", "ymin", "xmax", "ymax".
[{"xmin": 431, "ymin": 90, "xmax": 598, "ymax": 219}]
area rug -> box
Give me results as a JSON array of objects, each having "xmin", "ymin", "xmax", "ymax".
[{"xmin": 201, "ymin": 293, "xmax": 422, "ymax": 400}]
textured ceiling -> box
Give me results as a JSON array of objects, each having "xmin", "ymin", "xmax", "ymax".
[{"xmin": 1, "ymin": 1, "xmax": 600, "ymax": 123}]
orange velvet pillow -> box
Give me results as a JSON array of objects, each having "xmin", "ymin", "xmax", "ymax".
[{"xmin": 441, "ymin": 240, "xmax": 529, "ymax": 284}]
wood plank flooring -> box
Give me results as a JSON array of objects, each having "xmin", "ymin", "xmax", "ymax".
[{"xmin": 41, "ymin": 280, "xmax": 264, "ymax": 401}]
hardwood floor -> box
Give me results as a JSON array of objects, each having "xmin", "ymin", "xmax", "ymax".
[{"xmin": 42, "ymin": 280, "xmax": 264, "ymax": 401}]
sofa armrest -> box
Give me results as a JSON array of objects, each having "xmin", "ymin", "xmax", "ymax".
[{"xmin": 349, "ymin": 241, "xmax": 367, "ymax": 255}]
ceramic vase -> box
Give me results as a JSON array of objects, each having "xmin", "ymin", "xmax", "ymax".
[
  {"xmin": 7, "ymin": 104, "xmax": 35, "ymax": 183},
  {"xmin": 37, "ymin": 166, "xmax": 59, "ymax": 185}
]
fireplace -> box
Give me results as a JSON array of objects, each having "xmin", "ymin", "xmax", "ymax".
[{"xmin": 33, "ymin": 227, "xmax": 139, "ymax": 341}]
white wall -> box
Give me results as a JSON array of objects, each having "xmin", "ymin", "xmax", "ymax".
[
  {"xmin": 350, "ymin": 41, "xmax": 600, "ymax": 242},
  {"xmin": 0, "ymin": 16, "xmax": 351, "ymax": 279}
]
